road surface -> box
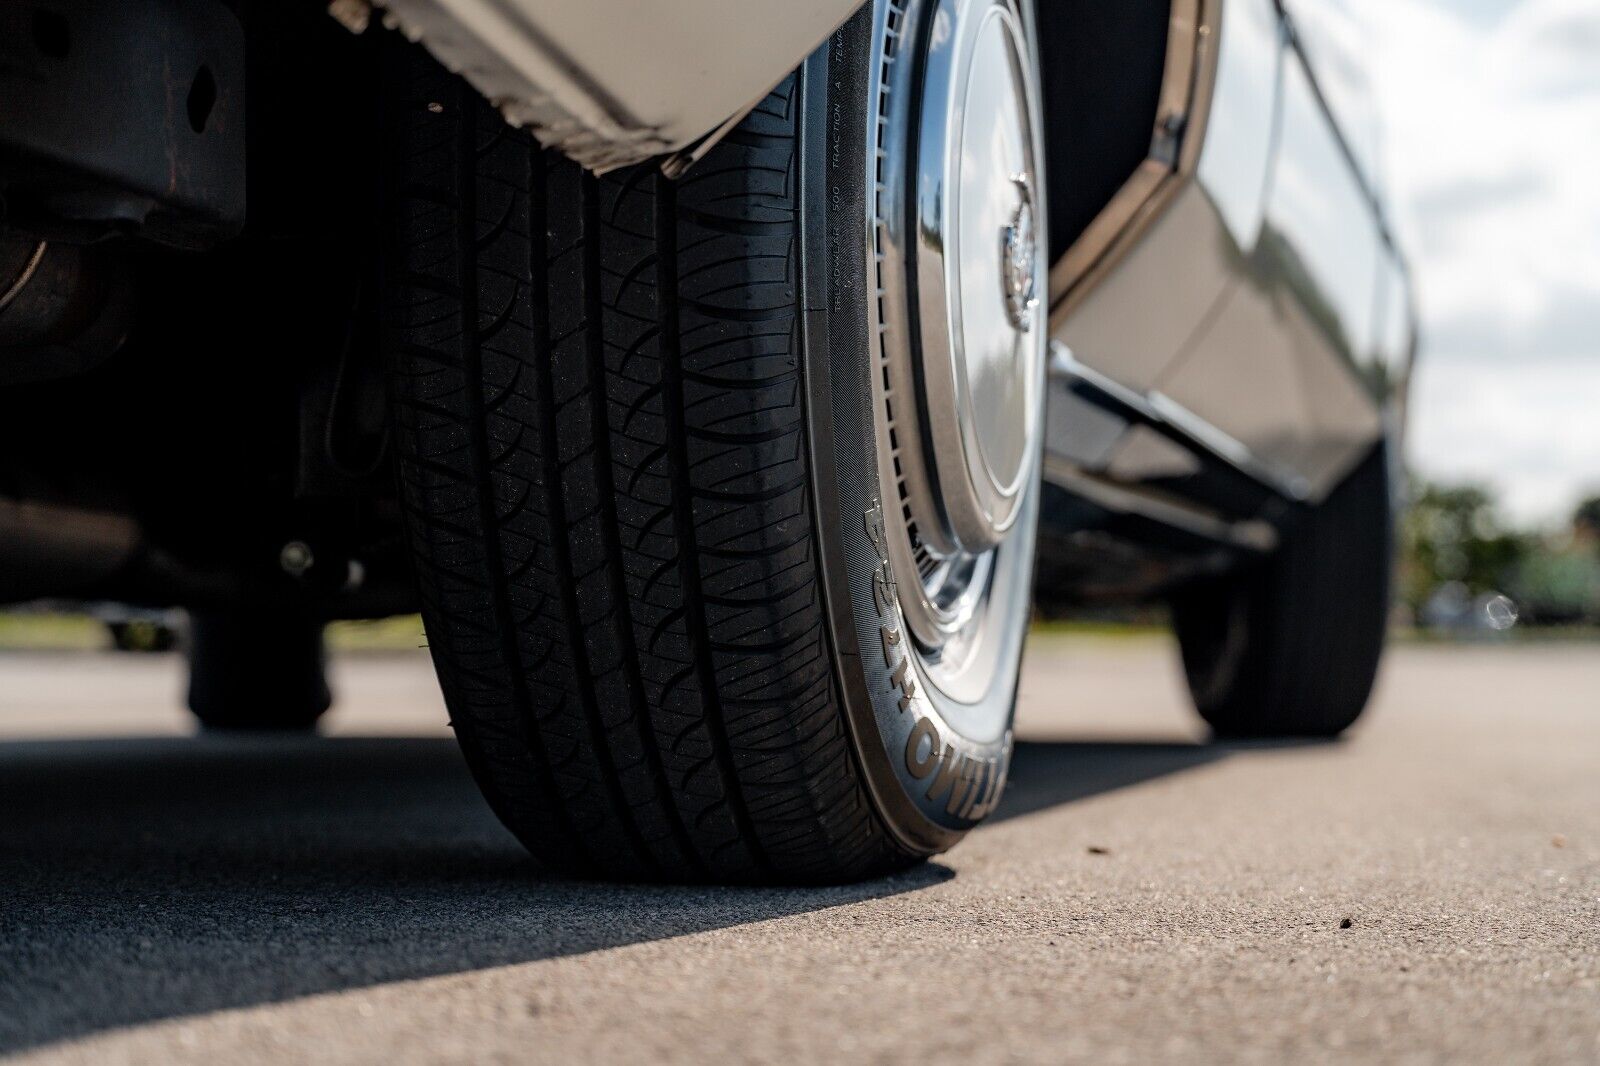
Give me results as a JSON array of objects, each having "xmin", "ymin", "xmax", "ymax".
[{"xmin": 1, "ymin": 636, "xmax": 1596, "ymax": 1063}]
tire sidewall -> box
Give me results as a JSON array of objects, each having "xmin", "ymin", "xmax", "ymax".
[{"xmin": 797, "ymin": 4, "xmax": 1038, "ymax": 854}]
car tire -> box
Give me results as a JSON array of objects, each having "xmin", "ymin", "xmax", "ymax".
[
  {"xmin": 1170, "ymin": 443, "xmax": 1394, "ymax": 739},
  {"xmin": 186, "ymin": 609, "xmax": 332, "ymax": 732},
  {"xmin": 380, "ymin": 0, "xmax": 1048, "ymax": 882}
]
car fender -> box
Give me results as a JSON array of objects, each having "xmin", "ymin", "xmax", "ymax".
[{"xmin": 372, "ymin": 0, "xmax": 861, "ymax": 171}]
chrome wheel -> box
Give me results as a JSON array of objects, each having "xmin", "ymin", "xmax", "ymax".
[{"xmin": 869, "ymin": 0, "xmax": 1045, "ymax": 742}]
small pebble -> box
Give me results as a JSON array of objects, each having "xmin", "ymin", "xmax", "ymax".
[
  {"xmin": 1552, "ymin": 834, "xmax": 1567, "ymax": 848},
  {"xmin": 1339, "ymin": 917, "xmax": 1353, "ymax": 930}
]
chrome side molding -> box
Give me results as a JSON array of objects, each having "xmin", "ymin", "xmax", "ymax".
[{"xmin": 1044, "ymin": 342, "xmax": 1303, "ymax": 547}]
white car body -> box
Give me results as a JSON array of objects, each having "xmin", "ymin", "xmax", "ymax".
[{"xmin": 374, "ymin": 0, "xmax": 860, "ymax": 170}]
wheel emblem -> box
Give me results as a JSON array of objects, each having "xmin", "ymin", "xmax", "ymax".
[{"xmin": 1001, "ymin": 175, "xmax": 1038, "ymax": 332}]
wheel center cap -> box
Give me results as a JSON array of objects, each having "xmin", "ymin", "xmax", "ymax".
[
  {"xmin": 1001, "ymin": 176, "xmax": 1038, "ymax": 332},
  {"xmin": 932, "ymin": 0, "xmax": 1045, "ymax": 551}
]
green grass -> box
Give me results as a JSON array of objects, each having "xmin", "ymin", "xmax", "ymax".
[
  {"xmin": 0, "ymin": 612, "xmax": 108, "ymax": 651},
  {"xmin": 1391, "ymin": 624, "xmax": 1600, "ymax": 645},
  {"xmin": 1, "ymin": 609, "xmax": 1593, "ymax": 654},
  {"xmin": 0, "ymin": 611, "xmax": 434, "ymax": 654},
  {"xmin": 1026, "ymin": 618, "xmax": 1167, "ymax": 641},
  {"xmin": 325, "ymin": 615, "xmax": 430, "ymax": 652}
]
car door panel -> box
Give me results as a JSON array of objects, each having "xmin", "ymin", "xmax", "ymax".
[
  {"xmin": 1051, "ymin": 0, "xmax": 1279, "ymax": 397},
  {"xmin": 1154, "ymin": 37, "xmax": 1383, "ymax": 500}
]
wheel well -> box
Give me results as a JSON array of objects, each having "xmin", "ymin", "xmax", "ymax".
[{"xmin": 1035, "ymin": 0, "xmax": 1172, "ymax": 263}]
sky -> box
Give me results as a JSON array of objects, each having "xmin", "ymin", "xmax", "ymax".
[{"xmin": 1328, "ymin": 0, "xmax": 1600, "ymax": 526}]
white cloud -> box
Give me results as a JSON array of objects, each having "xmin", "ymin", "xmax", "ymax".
[
  {"xmin": 1409, "ymin": 356, "xmax": 1600, "ymax": 524},
  {"xmin": 1328, "ymin": 0, "xmax": 1600, "ymax": 524}
]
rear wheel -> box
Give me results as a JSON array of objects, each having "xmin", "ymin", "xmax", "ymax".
[
  {"xmin": 380, "ymin": 0, "xmax": 1048, "ymax": 882},
  {"xmin": 186, "ymin": 609, "xmax": 331, "ymax": 732},
  {"xmin": 1171, "ymin": 443, "xmax": 1395, "ymax": 738}
]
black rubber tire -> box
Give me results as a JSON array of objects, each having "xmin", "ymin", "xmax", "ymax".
[
  {"xmin": 1171, "ymin": 443, "xmax": 1394, "ymax": 738},
  {"xmin": 377, "ymin": 16, "xmax": 1019, "ymax": 883},
  {"xmin": 186, "ymin": 609, "xmax": 332, "ymax": 732}
]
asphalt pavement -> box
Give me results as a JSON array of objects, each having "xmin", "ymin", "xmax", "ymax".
[{"xmin": 1, "ymin": 636, "xmax": 1596, "ymax": 1063}]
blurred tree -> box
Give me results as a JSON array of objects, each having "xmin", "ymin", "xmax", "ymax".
[
  {"xmin": 1400, "ymin": 480, "xmax": 1529, "ymax": 615},
  {"xmin": 1573, "ymin": 495, "xmax": 1600, "ymax": 543},
  {"xmin": 1512, "ymin": 549, "xmax": 1600, "ymax": 624},
  {"xmin": 1508, "ymin": 494, "xmax": 1600, "ymax": 623}
]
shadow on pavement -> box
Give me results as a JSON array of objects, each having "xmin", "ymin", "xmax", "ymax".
[
  {"xmin": 0, "ymin": 736, "xmax": 948, "ymax": 1054},
  {"xmin": 993, "ymin": 739, "xmax": 1229, "ymax": 824},
  {"xmin": 995, "ymin": 736, "xmax": 1339, "ymax": 825},
  {"xmin": 0, "ymin": 730, "xmax": 1279, "ymax": 1052}
]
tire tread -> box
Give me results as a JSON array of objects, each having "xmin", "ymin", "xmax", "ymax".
[{"xmin": 384, "ymin": 45, "xmax": 910, "ymax": 882}]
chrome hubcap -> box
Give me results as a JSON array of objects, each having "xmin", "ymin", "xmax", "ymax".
[{"xmin": 870, "ymin": 0, "xmax": 1045, "ymax": 716}]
